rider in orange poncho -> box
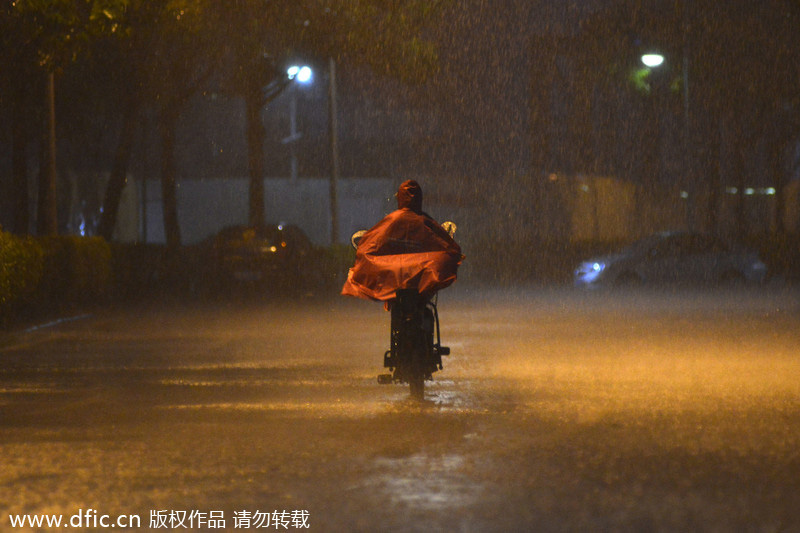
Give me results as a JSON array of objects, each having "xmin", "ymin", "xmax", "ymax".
[{"xmin": 341, "ymin": 180, "xmax": 462, "ymax": 302}]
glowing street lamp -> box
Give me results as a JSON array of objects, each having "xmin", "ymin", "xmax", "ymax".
[
  {"xmin": 641, "ymin": 53, "xmax": 665, "ymax": 68},
  {"xmin": 287, "ymin": 65, "xmax": 312, "ymax": 84}
]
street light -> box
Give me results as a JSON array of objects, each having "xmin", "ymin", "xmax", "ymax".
[
  {"xmin": 287, "ymin": 65, "xmax": 312, "ymax": 84},
  {"xmin": 639, "ymin": 49, "xmax": 694, "ymax": 229},
  {"xmin": 641, "ymin": 53, "xmax": 664, "ymax": 68},
  {"xmin": 283, "ymin": 65, "xmax": 313, "ymax": 181}
]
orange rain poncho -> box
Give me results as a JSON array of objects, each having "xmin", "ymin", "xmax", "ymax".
[{"xmin": 341, "ymin": 180, "xmax": 462, "ymax": 301}]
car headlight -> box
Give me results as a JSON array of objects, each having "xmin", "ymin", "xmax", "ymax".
[
  {"xmin": 575, "ymin": 261, "xmax": 606, "ymax": 284},
  {"xmin": 576, "ymin": 261, "xmax": 605, "ymax": 274}
]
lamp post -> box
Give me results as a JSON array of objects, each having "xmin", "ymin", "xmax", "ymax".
[
  {"xmin": 284, "ymin": 65, "xmax": 312, "ymax": 182},
  {"xmin": 328, "ymin": 57, "xmax": 339, "ymax": 245},
  {"xmin": 641, "ymin": 49, "xmax": 693, "ymax": 230}
]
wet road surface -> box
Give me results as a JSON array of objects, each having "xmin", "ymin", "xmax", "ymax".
[{"xmin": 1, "ymin": 285, "xmax": 799, "ymax": 531}]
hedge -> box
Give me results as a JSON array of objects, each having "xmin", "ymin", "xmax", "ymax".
[
  {"xmin": 2, "ymin": 232, "xmax": 357, "ymax": 325},
  {"xmin": 0, "ymin": 231, "xmax": 44, "ymax": 321},
  {"xmin": 37, "ymin": 235, "xmax": 113, "ymax": 303},
  {"xmin": 0, "ymin": 231, "xmax": 113, "ymax": 325}
]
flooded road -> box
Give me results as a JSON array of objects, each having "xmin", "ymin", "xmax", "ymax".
[{"xmin": 1, "ymin": 285, "xmax": 799, "ymax": 531}]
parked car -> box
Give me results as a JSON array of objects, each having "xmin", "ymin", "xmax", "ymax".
[
  {"xmin": 210, "ymin": 224, "xmax": 313, "ymax": 287},
  {"xmin": 574, "ymin": 231, "xmax": 768, "ymax": 287}
]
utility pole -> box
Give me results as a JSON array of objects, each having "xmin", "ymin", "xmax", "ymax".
[
  {"xmin": 677, "ymin": 0, "xmax": 694, "ymax": 231},
  {"xmin": 328, "ymin": 57, "xmax": 340, "ymax": 245}
]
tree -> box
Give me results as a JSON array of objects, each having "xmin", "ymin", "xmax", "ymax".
[
  {"xmin": 143, "ymin": 1, "xmax": 219, "ymax": 249},
  {"xmin": 92, "ymin": 0, "xmax": 217, "ymax": 248},
  {"xmin": 210, "ymin": 1, "xmax": 292, "ymax": 229},
  {"xmin": 211, "ymin": 0, "xmax": 445, "ymax": 229},
  {"xmin": 94, "ymin": 1, "xmax": 152, "ymax": 242},
  {"xmin": 561, "ymin": 0, "xmax": 800, "ymax": 237},
  {"xmin": 1, "ymin": 0, "xmax": 126, "ymax": 235},
  {"xmin": 0, "ymin": 3, "xmax": 39, "ymax": 234}
]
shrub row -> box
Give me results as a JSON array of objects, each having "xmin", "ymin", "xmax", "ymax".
[
  {"xmin": 0, "ymin": 232, "xmax": 44, "ymax": 322},
  {"xmin": 2, "ymin": 232, "xmax": 358, "ymax": 326},
  {"xmin": 1, "ymin": 231, "xmax": 114, "ymax": 325}
]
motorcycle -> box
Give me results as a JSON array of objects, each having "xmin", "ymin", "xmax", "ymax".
[{"xmin": 351, "ymin": 221, "xmax": 457, "ymax": 400}]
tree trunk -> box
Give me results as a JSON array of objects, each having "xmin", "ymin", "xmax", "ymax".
[
  {"xmin": 245, "ymin": 86, "xmax": 265, "ymax": 228},
  {"xmin": 10, "ymin": 86, "xmax": 29, "ymax": 235},
  {"xmin": 98, "ymin": 102, "xmax": 137, "ymax": 241},
  {"xmin": 36, "ymin": 71, "xmax": 58, "ymax": 236},
  {"xmin": 159, "ymin": 107, "xmax": 181, "ymax": 249}
]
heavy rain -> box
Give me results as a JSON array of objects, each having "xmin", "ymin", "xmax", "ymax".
[{"xmin": 2, "ymin": 1, "xmax": 800, "ymax": 531}]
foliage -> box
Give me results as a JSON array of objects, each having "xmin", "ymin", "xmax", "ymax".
[
  {"xmin": 0, "ymin": 232, "xmax": 117, "ymax": 325},
  {"xmin": 0, "ymin": 231, "xmax": 45, "ymax": 321},
  {"xmin": 214, "ymin": 0, "xmax": 446, "ymax": 93},
  {"xmin": 577, "ymin": 1, "xmax": 800, "ymax": 119},
  {"xmin": 4, "ymin": 0, "xmax": 126, "ymax": 70},
  {"xmin": 37, "ymin": 235, "xmax": 113, "ymax": 303}
]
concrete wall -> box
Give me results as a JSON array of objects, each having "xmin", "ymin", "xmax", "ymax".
[
  {"xmin": 114, "ymin": 174, "xmax": 799, "ymax": 248},
  {"xmin": 116, "ymin": 177, "xmax": 395, "ymax": 246},
  {"xmin": 543, "ymin": 174, "xmax": 686, "ymax": 243}
]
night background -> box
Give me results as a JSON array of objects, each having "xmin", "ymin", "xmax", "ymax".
[
  {"xmin": 3, "ymin": 1, "xmax": 797, "ymax": 249},
  {"xmin": 3, "ymin": 2, "xmax": 800, "ymax": 532}
]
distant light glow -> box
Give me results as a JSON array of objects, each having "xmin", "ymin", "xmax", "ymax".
[
  {"xmin": 725, "ymin": 186, "xmax": 776, "ymax": 196},
  {"xmin": 680, "ymin": 191, "xmax": 689, "ymax": 199},
  {"xmin": 287, "ymin": 65, "xmax": 312, "ymax": 84},
  {"xmin": 574, "ymin": 261, "xmax": 606, "ymax": 286},
  {"xmin": 641, "ymin": 54, "xmax": 665, "ymax": 68}
]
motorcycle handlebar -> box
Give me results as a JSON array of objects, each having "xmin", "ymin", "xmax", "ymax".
[{"xmin": 350, "ymin": 230, "xmax": 367, "ymax": 249}]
